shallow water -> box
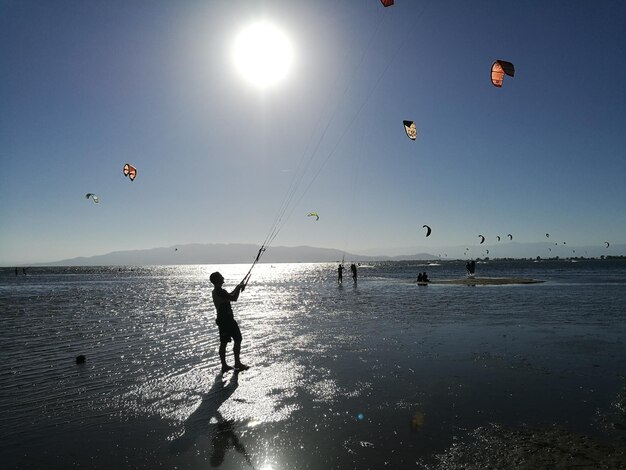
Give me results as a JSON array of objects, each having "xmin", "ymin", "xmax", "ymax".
[{"xmin": 1, "ymin": 260, "xmax": 626, "ymax": 468}]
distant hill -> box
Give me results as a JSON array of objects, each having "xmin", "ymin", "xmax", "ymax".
[
  {"xmin": 40, "ymin": 243, "xmax": 439, "ymax": 266},
  {"xmin": 34, "ymin": 241, "xmax": 624, "ymax": 266}
]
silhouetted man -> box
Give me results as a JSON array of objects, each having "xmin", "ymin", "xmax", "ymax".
[
  {"xmin": 338, "ymin": 264, "xmax": 344, "ymax": 284},
  {"xmin": 210, "ymin": 272, "xmax": 249, "ymax": 373}
]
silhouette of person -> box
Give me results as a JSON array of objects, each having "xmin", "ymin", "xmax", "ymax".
[
  {"xmin": 417, "ymin": 273, "xmax": 423, "ymax": 283},
  {"xmin": 466, "ymin": 261, "xmax": 476, "ymax": 276},
  {"xmin": 210, "ymin": 418, "xmax": 250, "ymax": 467},
  {"xmin": 210, "ymin": 272, "xmax": 249, "ymax": 373},
  {"xmin": 170, "ymin": 372, "xmax": 255, "ymax": 467},
  {"xmin": 350, "ymin": 263, "xmax": 357, "ymax": 283},
  {"xmin": 422, "ymin": 272, "xmax": 429, "ymax": 282},
  {"xmin": 338, "ymin": 264, "xmax": 344, "ymax": 284}
]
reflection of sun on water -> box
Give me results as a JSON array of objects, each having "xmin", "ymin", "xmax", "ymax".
[{"xmin": 232, "ymin": 20, "xmax": 294, "ymax": 89}]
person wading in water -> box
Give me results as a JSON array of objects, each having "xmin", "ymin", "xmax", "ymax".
[{"xmin": 210, "ymin": 272, "xmax": 249, "ymax": 373}]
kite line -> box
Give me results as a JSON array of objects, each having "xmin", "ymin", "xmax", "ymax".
[{"xmin": 241, "ymin": 2, "xmax": 427, "ymax": 288}]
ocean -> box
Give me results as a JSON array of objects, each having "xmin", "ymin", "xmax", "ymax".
[{"xmin": 1, "ymin": 260, "xmax": 626, "ymax": 469}]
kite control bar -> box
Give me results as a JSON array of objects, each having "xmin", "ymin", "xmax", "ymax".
[{"xmin": 241, "ymin": 246, "xmax": 266, "ymax": 289}]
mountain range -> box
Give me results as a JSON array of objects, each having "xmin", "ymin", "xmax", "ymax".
[
  {"xmin": 39, "ymin": 243, "xmax": 436, "ymax": 266},
  {"xmin": 36, "ymin": 242, "xmax": 623, "ymax": 266}
]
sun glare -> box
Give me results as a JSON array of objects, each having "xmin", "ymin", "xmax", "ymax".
[{"xmin": 232, "ymin": 20, "xmax": 294, "ymax": 89}]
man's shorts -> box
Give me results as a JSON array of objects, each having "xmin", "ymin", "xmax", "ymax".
[{"xmin": 217, "ymin": 319, "xmax": 242, "ymax": 343}]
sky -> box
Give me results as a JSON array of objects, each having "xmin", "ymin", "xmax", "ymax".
[{"xmin": 1, "ymin": 0, "xmax": 626, "ymax": 265}]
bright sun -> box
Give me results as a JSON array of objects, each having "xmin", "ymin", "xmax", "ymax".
[{"xmin": 232, "ymin": 21, "xmax": 294, "ymax": 89}]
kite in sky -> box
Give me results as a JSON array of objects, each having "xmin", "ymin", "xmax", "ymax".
[
  {"xmin": 423, "ymin": 225, "xmax": 431, "ymax": 237},
  {"xmin": 307, "ymin": 212, "xmax": 319, "ymax": 221},
  {"xmin": 123, "ymin": 163, "xmax": 137, "ymax": 181},
  {"xmin": 403, "ymin": 120, "xmax": 417, "ymax": 141},
  {"xmin": 85, "ymin": 193, "xmax": 99, "ymax": 203},
  {"xmin": 507, "ymin": 234, "xmax": 513, "ymax": 240},
  {"xmin": 380, "ymin": 0, "xmax": 394, "ymax": 7},
  {"xmin": 478, "ymin": 235, "xmax": 485, "ymax": 244},
  {"xmin": 491, "ymin": 60, "xmax": 515, "ymax": 88},
  {"xmin": 605, "ymin": 241, "xmax": 610, "ymax": 248}
]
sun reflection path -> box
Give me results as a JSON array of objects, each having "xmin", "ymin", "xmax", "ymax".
[
  {"xmin": 119, "ymin": 359, "xmax": 306, "ymax": 430},
  {"xmin": 218, "ymin": 361, "xmax": 305, "ymax": 424}
]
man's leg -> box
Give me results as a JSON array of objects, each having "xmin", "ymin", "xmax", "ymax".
[
  {"xmin": 233, "ymin": 340, "xmax": 249, "ymax": 370},
  {"xmin": 219, "ymin": 340, "xmax": 233, "ymax": 372}
]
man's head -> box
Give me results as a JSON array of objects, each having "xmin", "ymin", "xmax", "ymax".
[{"xmin": 209, "ymin": 271, "xmax": 224, "ymax": 286}]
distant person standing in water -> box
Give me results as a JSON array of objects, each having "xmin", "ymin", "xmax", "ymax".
[
  {"xmin": 466, "ymin": 260, "xmax": 476, "ymax": 277},
  {"xmin": 338, "ymin": 264, "xmax": 344, "ymax": 284},
  {"xmin": 209, "ymin": 272, "xmax": 249, "ymax": 373},
  {"xmin": 350, "ymin": 263, "xmax": 357, "ymax": 283}
]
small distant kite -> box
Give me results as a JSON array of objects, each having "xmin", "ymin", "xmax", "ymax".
[
  {"xmin": 496, "ymin": 236, "xmax": 501, "ymax": 242},
  {"xmin": 422, "ymin": 225, "xmax": 431, "ymax": 237},
  {"xmin": 123, "ymin": 163, "xmax": 137, "ymax": 181},
  {"xmin": 380, "ymin": 0, "xmax": 394, "ymax": 7},
  {"xmin": 307, "ymin": 212, "xmax": 319, "ymax": 221},
  {"xmin": 546, "ymin": 233, "xmax": 550, "ymax": 238},
  {"xmin": 491, "ymin": 60, "xmax": 515, "ymax": 88},
  {"xmin": 85, "ymin": 193, "xmax": 99, "ymax": 203},
  {"xmin": 478, "ymin": 235, "xmax": 485, "ymax": 244},
  {"xmin": 403, "ymin": 120, "xmax": 417, "ymax": 141},
  {"xmin": 507, "ymin": 234, "xmax": 513, "ymax": 241},
  {"xmin": 605, "ymin": 241, "xmax": 610, "ymax": 248}
]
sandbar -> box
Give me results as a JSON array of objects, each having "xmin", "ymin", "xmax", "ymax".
[{"xmin": 427, "ymin": 277, "xmax": 545, "ymax": 285}]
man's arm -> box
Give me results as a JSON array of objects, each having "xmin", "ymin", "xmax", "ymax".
[
  {"xmin": 215, "ymin": 284, "xmax": 243, "ymax": 302},
  {"xmin": 217, "ymin": 283, "xmax": 244, "ymax": 301},
  {"xmin": 229, "ymin": 283, "xmax": 244, "ymax": 301}
]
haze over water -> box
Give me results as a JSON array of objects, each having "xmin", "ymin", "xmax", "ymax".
[{"xmin": 2, "ymin": 260, "xmax": 626, "ymax": 468}]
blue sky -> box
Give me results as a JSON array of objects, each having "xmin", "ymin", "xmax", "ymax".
[{"xmin": 1, "ymin": 0, "xmax": 625, "ymax": 265}]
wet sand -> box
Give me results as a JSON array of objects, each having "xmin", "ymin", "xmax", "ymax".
[
  {"xmin": 424, "ymin": 423, "xmax": 626, "ymax": 469},
  {"xmin": 162, "ymin": 317, "xmax": 626, "ymax": 469},
  {"xmin": 3, "ymin": 263, "xmax": 626, "ymax": 469},
  {"xmin": 428, "ymin": 277, "xmax": 545, "ymax": 285}
]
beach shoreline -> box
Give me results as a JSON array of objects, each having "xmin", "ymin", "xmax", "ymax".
[{"xmin": 428, "ymin": 277, "xmax": 545, "ymax": 285}]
